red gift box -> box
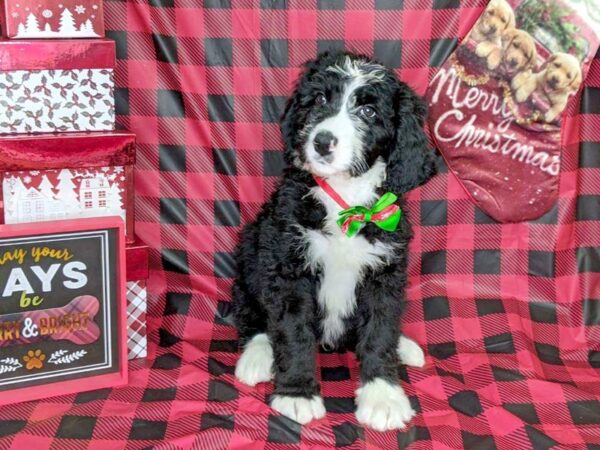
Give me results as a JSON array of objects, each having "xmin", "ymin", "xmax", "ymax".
[
  {"xmin": 126, "ymin": 237, "xmax": 149, "ymax": 282},
  {"xmin": 0, "ymin": 39, "xmax": 115, "ymax": 134},
  {"xmin": 125, "ymin": 237, "xmax": 149, "ymax": 360},
  {"xmin": 0, "ymin": 0, "xmax": 104, "ymax": 39},
  {"xmin": 0, "ymin": 131, "xmax": 136, "ymax": 240}
]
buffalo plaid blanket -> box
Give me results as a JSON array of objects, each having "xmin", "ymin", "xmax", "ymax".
[{"xmin": 0, "ymin": 0, "xmax": 599, "ymax": 448}]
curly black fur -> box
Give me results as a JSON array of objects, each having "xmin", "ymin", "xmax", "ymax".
[{"xmin": 233, "ymin": 52, "xmax": 436, "ymax": 400}]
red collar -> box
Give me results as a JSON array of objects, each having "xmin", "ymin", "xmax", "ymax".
[{"xmin": 313, "ymin": 175, "xmax": 350, "ymax": 209}]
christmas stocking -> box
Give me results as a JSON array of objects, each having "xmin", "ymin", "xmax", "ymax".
[{"xmin": 426, "ymin": 0, "xmax": 600, "ymax": 222}]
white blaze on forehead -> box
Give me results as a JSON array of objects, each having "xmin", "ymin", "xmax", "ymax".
[{"xmin": 326, "ymin": 56, "xmax": 387, "ymax": 84}]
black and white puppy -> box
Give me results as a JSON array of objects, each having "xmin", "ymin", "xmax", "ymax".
[{"xmin": 232, "ymin": 52, "xmax": 436, "ymax": 431}]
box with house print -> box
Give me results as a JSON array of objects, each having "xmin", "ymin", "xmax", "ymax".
[
  {"xmin": 0, "ymin": 39, "xmax": 115, "ymax": 134},
  {"xmin": 0, "ymin": 131, "xmax": 136, "ymax": 241},
  {"xmin": 0, "ymin": 0, "xmax": 105, "ymax": 39}
]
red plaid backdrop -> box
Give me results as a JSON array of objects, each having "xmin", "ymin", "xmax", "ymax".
[{"xmin": 0, "ymin": 0, "xmax": 599, "ymax": 448}]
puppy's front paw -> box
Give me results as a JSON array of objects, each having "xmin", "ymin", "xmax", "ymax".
[
  {"xmin": 235, "ymin": 333, "xmax": 274, "ymax": 386},
  {"xmin": 271, "ymin": 395, "xmax": 326, "ymax": 425},
  {"xmin": 515, "ymin": 88, "xmax": 529, "ymax": 103},
  {"xmin": 544, "ymin": 110, "xmax": 559, "ymax": 123},
  {"xmin": 355, "ymin": 379, "xmax": 415, "ymax": 431},
  {"xmin": 475, "ymin": 42, "xmax": 491, "ymax": 57},
  {"xmin": 486, "ymin": 50, "xmax": 501, "ymax": 70}
]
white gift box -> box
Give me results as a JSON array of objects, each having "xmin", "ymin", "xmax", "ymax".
[{"xmin": 0, "ymin": 39, "xmax": 115, "ymax": 134}]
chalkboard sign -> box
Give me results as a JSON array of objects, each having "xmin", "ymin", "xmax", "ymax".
[{"xmin": 0, "ymin": 217, "xmax": 127, "ymax": 405}]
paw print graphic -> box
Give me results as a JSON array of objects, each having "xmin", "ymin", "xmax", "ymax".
[{"xmin": 23, "ymin": 350, "xmax": 45, "ymax": 370}]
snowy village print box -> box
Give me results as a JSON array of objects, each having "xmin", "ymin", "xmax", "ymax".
[
  {"xmin": 0, "ymin": 0, "xmax": 104, "ymax": 39},
  {"xmin": 0, "ymin": 39, "xmax": 115, "ymax": 134},
  {"xmin": 0, "ymin": 132, "xmax": 135, "ymax": 241}
]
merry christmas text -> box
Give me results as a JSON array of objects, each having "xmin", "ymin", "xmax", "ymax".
[{"xmin": 429, "ymin": 67, "xmax": 559, "ymax": 176}]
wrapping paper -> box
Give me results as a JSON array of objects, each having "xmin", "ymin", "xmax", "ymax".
[
  {"xmin": 126, "ymin": 239, "xmax": 149, "ymax": 360},
  {"xmin": 3, "ymin": 167, "xmax": 127, "ymax": 227},
  {"xmin": 0, "ymin": 39, "xmax": 115, "ymax": 133},
  {"xmin": 0, "ymin": 39, "xmax": 114, "ymax": 70},
  {"xmin": 0, "ymin": 131, "xmax": 136, "ymax": 239},
  {"xmin": 126, "ymin": 280, "xmax": 147, "ymax": 361},
  {"xmin": 125, "ymin": 237, "xmax": 149, "ymax": 282},
  {"xmin": 0, "ymin": 0, "xmax": 105, "ymax": 39},
  {"xmin": 0, "ymin": 1, "xmax": 599, "ymax": 449}
]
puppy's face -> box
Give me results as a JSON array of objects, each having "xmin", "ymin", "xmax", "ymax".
[
  {"xmin": 283, "ymin": 54, "xmax": 399, "ymax": 177},
  {"xmin": 542, "ymin": 53, "xmax": 582, "ymax": 93},
  {"xmin": 502, "ymin": 29, "xmax": 537, "ymax": 71},
  {"xmin": 476, "ymin": 0, "xmax": 515, "ymax": 38}
]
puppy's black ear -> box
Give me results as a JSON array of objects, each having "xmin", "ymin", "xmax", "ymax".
[
  {"xmin": 385, "ymin": 84, "xmax": 436, "ymax": 194},
  {"xmin": 279, "ymin": 56, "xmax": 323, "ymax": 166},
  {"xmin": 280, "ymin": 93, "xmax": 301, "ymax": 166}
]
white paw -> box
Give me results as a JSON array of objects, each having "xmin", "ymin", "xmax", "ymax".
[
  {"xmin": 355, "ymin": 379, "xmax": 415, "ymax": 431},
  {"xmin": 271, "ymin": 395, "xmax": 326, "ymax": 425},
  {"xmin": 235, "ymin": 333, "xmax": 273, "ymax": 386},
  {"xmin": 397, "ymin": 335, "xmax": 426, "ymax": 368}
]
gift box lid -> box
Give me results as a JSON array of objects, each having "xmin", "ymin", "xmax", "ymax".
[
  {"xmin": 126, "ymin": 236, "xmax": 149, "ymax": 282},
  {"xmin": 0, "ymin": 38, "xmax": 115, "ymax": 71},
  {"xmin": 0, "ymin": 131, "xmax": 136, "ymax": 171}
]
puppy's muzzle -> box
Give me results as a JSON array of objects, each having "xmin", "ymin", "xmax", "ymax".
[{"xmin": 313, "ymin": 131, "xmax": 338, "ymax": 159}]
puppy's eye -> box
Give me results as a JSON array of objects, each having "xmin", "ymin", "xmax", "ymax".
[
  {"xmin": 513, "ymin": 42, "xmax": 520, "ymax": 49},
  {"xmin": 554, "ymin": 62, "xmax": 561, "ymax": 68},
  {"xmin": 359, "ymin": 106, "xmax": 376, "ymax": 119},
  {"xmin": 567, "ymin": 72, "xmax": 572, "ymax": 79},
  {"xmin": 315, "ymin": 94, "xmax": 327, "ymax": 106}
]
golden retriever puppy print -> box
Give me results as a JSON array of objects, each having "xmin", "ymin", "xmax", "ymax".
[
  {"xmin": 468, "ymin": 0, "xmax": 516, "ymax": 70},
  {"xmin": 500, "ymin": 29, "xmax": 537, "ymax": 77},
  {"xmin": 511, "ymin": 52, "xmax": 582, "ymax": 123}
]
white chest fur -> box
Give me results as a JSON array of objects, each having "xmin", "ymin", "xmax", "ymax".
[{"xmin": 304, "ymin": 160, "xmax": 394, "ymax": 346}]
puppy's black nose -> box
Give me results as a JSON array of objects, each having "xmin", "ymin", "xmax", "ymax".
[
  {"xmin": 510, "ymin": 58, "xmax": 518, "ymax": 67},
  {"xmin": 490, "ymin": 25, "xmax": 497, "ymax": 34},
  {"xmin": 313, "ymin": 131, "xmax": 338, "ymax": 157}
]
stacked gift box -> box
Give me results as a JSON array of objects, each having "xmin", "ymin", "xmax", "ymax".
[{"xmin": 0, "ymin": 2, "xmax": 148, "ymax": 360}]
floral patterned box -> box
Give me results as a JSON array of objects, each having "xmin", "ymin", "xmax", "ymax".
[
  {"xmin": 0, "ymin": 131, "xmax": 136, "ymax": 240},
  {"xmin": 0, "ymin": 39, "xmax": 115, "ymax": 134},
  {"xmin": 0, "ymin": 0, "xmax": 105, "ymax": 39}
]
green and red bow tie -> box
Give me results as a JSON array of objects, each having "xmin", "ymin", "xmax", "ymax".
[{"xmin": 313, "ymin": 176, "xmax": 402, "ymax": 238}]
